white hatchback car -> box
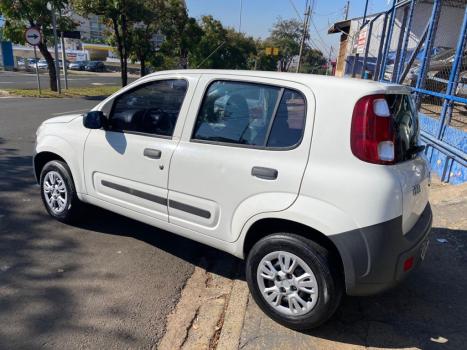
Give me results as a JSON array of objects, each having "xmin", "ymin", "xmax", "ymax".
[{"xmin": 34, "ymin": 70, "xmax": 432, "ymax": 329}]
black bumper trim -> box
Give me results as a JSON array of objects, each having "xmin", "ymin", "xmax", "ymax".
[{"xmin": 329, "ymin": 203, "xmax": 433, "ymax": 296}]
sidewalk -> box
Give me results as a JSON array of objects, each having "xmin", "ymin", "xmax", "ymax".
[{"xmin": 157, "ymin": 178, "xmax": 467, "ymax": 350}]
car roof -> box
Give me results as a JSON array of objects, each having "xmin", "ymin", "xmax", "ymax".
[{"xmin": 144, "ymin": 69, "xmax": 409, "ymax": 94}]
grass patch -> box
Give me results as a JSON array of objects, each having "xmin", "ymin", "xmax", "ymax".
[{"xmin": 5, "ymin": 85, "xmax": 120, "ymax": 98}]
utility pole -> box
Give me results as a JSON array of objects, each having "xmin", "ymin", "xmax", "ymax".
[
  {"xmin": 326, "ymin": 46, "xmax": 333, "ymax": 75},
  {"xmin": 239, "ymin": 0, "xmax": 243, "ymax": 33},
  {"xmin": 344, "ymin": 1, "xmax": 350, "ymax": 20},
  {"xmin": 296, "ymin": 0, "xmax": 312, "ymax": 73},
  {"xmin": 60, "ymin": 31, "xmax": 68, "ymax": 89},
  {"xmin": 59, "ymin": 8, "xmax": 69, "ymax": 89}
]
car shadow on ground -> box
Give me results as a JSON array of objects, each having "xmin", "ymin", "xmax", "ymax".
[
  {"xmin": 72, "ymin": 204, "xmax": 243, "ymax": 280},
  {"xmin": 0, "ymin": 147, "xmax": 242, "ymax": 348}
]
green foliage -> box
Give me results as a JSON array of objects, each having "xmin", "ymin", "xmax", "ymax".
[
  {"xmin": 0, "ymin": 0, "xmax": 74, "ymax": 44},
  {"xmin": 158, "ymin": 0, "xmax": 203, "ymax": 69},
  {"xmin": 187, "ymin": 15, "xmax": 256, "ymax": 70},
  {"xmin": 300, "ymin": 48, "xmax": 327, "ymax": 74},
  {"xmin": 268, "ymin": 17, "xmax": 302, "ymax": 71},
  {"xmin": 71, "ymin": 0, "xmax": 147, "ymax": 85},
  {"xmin": 1, "ymin": 0, "xmax": 329, "ymax": 79}
]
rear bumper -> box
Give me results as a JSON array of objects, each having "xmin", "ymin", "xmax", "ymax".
[{"xmin": 330, "ymin": 203, "xmax": 432, "ymax": 296}]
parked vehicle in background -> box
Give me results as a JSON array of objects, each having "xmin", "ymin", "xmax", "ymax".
[
  {"xmin": 33, "ymin": 70, "xmax": 432, "ymax": 330},
  {"xmin": 36, "ymin": 60, "xmax": 48, "ymax": 70},
  {"xmin": 85, "ymin": 61, "xmax": 105, "ymax": 72},
  {"xmin": 17, "ymin": 58, "xmax": 39, "ymax": 67},
  {"xmin": 58, "ymin": 60, "xmax": 70, "ymax": 69},
  {"xmin": 69, "ymin": 61, "xmax": 88, "ymax": 71}
]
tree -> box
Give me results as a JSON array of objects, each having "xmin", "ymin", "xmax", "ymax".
[
  {"xmin": 254, "ymin": 39, "xmax": 279, "ymax": 71},
  {"xmin": 128, "ymin": 0, "xmax": 165, "ymax": 76},
  {"xmin": 161, "ymin": 0, "xmax": 202, "ymax": 69},
  {"xmin": 0, "ymin": 0, "xmax": 74, "ymax": 91},
  {"xmin": 72, "ymin": 0, "xmax": 145, "ymax": 86},
  {"xmin": 300, "ymin": 47, "xmax": 327, "ymax": 74},
  {"xmin": 268, "ymin": 17, "xmax": 302, "ymax": 72},
  {"xmin": 189, "ymin": 15, "xmax": 256, "ymax": 70}
]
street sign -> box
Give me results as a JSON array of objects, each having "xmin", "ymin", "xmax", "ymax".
[
  {"xmin": 62, "ymin": 31, "xmax": 81, "ymax": 39},
  {"xmin": 25, "ymin": 27, "xmax": 41, "ymax": 46},
  {"xmin": 150, "ymin": 33, "xmax": 165, "ymax": 50},
  {"xmin": 355, "ymin": 27, "xmax": 368, "ymax": 54},
  {"xmin": 264, "ymin": 47, "xmax": 279, "ymax": 56}
]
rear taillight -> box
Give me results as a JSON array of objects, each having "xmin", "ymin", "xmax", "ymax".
[{"xmin": 351, "ymin": 94, "xmax": 395, "ymax": 165}]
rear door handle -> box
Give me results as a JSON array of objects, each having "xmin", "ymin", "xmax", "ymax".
[
  {"xmin": 251, "ymin": 166, "xmax": 278, "ymax": 180},
  {"xmin": 143, "ymin": 148, "xmax": 162, "ymax": 159}
]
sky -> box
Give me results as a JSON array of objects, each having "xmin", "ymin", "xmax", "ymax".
[{"xmin": 186, "ymin": 0, "xmax": 393, "ymax": 57}]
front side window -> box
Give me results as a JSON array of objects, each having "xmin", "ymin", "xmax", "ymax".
[
  {"xmin": 109, "ymin": 79, "xmax": 188, "ymax": 137},
  {"xmin": 192, "ymin": 81, "xmax": 306, "ymax": 148}
]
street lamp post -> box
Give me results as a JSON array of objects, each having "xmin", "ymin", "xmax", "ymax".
[{"xmin": 48, "ymin": 2, "xmax": 61, "ymax": 93}]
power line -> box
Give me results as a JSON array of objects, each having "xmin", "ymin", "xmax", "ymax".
[
  {"xmin": 309, "ymin": 18, "xmax": 330, "ymax": 52},
  {"xmin": 287, "ymin": 0, "xmax": 303, "ymax": 21}
]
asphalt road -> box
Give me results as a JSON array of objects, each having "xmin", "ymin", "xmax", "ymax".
[
  {"xmin": 0, "ymin": 97, "xmax": 229, "ymax": 349},
  {"xmin": 0, "ymin": 71, "xmax": 137, "ymax": 89}
]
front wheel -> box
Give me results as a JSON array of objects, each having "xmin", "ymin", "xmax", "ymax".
[
  {"xmin": 40, "ymin": 160, "xmax": 82, "ymax": 223},
  {"xmin": 246, "ymin": 233, "xmax": 343, "ymax": 330}
]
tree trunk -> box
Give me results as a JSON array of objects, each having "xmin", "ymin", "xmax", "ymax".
[
  {"xmin": 37, "ymin": 41, "xmax": 57, "ymax": 91},
  {"xmin": 112, "ymin": 17, "xmax": 127, "ymax": 87},
  {"xmin": 140, "ymin": 56, "xmax": 146, "ymax": 77},
  {"xmin": 179, "ymin": 47, "xmax": 188, "ymax": 69},
  {"xmin": 121, "ymin": 13, "xmax": 129, "ymax": 86}
]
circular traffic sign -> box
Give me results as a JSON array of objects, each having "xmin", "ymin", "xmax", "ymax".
[{"xmin": 25, "ymin": 27, "xmax": 41, "ymax": 46}]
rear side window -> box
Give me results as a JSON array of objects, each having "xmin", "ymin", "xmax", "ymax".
[
  {"xmin": 386, "ymin": 94, "xmax": 420, "ymax": 162},
  {"xmin": 267, "ymin": 89, "xmax": 306, "ymax": 147},
  {"xmin": 109, "ymin": 79, "xmax": 188, "ymax": 137},
  {"xmin": 192, "ymin": 80, "xmax": 306, "ymax": 148}
]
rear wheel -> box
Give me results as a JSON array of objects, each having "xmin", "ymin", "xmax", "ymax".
[
  {"xmin": 40, "ymin": 160, "xmax": 82, "ymax": 223},
  {"xmin": 246, "ymin": 233, "xmax": 343, "ymax": 330}
]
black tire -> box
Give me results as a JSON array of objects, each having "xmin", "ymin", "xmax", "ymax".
[
  {"xmin": 39, "ymin": 160, "xmax": 82, "ymax": 223},
  {"xmin": 246, "ymin": 233, "xmax": 343, "ymax": 330}
]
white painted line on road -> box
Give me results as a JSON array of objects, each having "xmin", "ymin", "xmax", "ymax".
[
  {"xmin": 0, "ymin": 82, "xmax": 15, "ymax": 84},
  {"xmin": 52, "ymin": 108, "xmax": 90, "ymax": 116},
  {"xmin": 91, "ymin": 82, "xmax": 105, "ymax": 86}
]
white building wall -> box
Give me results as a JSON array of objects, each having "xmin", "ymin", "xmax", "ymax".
[{"xmin": 345, "ymin": 2, "xmax": 464, "ymax": 60}]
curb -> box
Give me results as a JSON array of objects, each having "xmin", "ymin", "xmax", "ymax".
[{"xmin": 216, "ymin": 279, "xmax": 250, "ymax": 350}]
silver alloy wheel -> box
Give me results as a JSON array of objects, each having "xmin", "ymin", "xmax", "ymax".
[
  {"xmin": 43, "ymin": 171, "xmax": 68, "ymax": 214},
  {"xmin": 257, "ymin": 251, "xmax": 318, "ymax": 316}
]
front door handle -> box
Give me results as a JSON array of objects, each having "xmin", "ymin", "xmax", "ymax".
[
  {"xmin": 251, "ymin": 166, "xmax": 278, "ymax": 180},
  {"xmin": 143, "ymin": 148, "xmax": 162, "ymax": 159}
]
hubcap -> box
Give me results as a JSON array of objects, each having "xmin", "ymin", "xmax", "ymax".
[
  {"xmin": 257, "ymin": 251, "xmax": 318, "ymax": 316},
  {"xmin": 43, "ymin": 171, "xmax": 67, "ymax": 214}
]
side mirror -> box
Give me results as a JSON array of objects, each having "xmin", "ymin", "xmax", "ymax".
[{"xmin": 83, "ymin": 111, "xmax": 106, "ymax": 129}]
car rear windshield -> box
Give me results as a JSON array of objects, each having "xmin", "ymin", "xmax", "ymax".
[{"xmin": 386, "ymin": 94, "xmax": 420, "ymax": 162}]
